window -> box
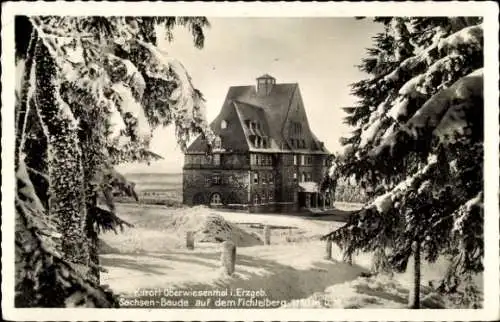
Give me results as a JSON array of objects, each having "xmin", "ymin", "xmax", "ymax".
[
  {"xmin": 253, "ymin": 172, "xmax": 259, "ymax": 184},
  {"xmin": 301, "ymin": 172, "xmax": 306, "ymax": 182},
  {"xmin": 268, "ymin": 193, "xmax": 274, "ymax": 202},
  {"xmin": 210, "ymin": 193, "xmax": 222, "ymax": 206},
  {"xmin": 253, "ymin": 194, "xmax": 260, "ymax": 205},
  {"xmin": 301, "ymin": 155, "xmax": 305, "ymax": 165},
  {"xmin": 301, "ymin": 140, "xmax": 306, "ymax": 148},
  {"xmin": 213, "ymin": 154, "xmax": 221, "ymax": 166},
  {"xmin": 294, "ymin": 154, "xmax": 298, "ymax": 165},
  {"xmin": 221, "ymin": 120, "xmax": 227, "ymax": 129},
  {"xmin": 293, "ymin": 172, "xmax": 298, "ymax": 183},
  {"xmin": 212, "ymin": 174, "xmax": 221, "ymax": 185},
  {"xmin": 269, "ymin": 172, "xmax": 274, "ymax": 185}
]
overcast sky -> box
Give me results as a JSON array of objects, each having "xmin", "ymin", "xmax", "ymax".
[{"xmin": 117, "ymin": 17, "xmax": 383, "ymax": 173}]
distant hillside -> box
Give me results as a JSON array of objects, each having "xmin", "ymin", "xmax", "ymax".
[{"xmin": 121, "ymin": 172, "xmax": 367, "ymax": 205}]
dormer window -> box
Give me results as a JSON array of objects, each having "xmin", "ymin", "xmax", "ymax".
[
  {"xmin": 262, "ymin": 137, "xmax": 268, "ymax": 148},
  {"xmin": 221, "ymin": 120, "xmax": 227, "ymax": 129}
]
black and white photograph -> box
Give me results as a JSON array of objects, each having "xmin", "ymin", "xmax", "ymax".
[{"xmin": 2, "ymin": 2, "xmax": 499, "ymax": 321}]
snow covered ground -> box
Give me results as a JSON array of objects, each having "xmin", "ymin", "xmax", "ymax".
[{"xmin": 100, "ymin": 203, "xmax": 482, "ymax": 309}]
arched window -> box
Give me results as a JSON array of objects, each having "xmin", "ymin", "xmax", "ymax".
[
  {"xmin": 301, "ymin": 172, "xmax": 306, "ymax": 182},
  {"xmin": 221, "ymin": 120, "xmax": 227, "ymax": 129},
  {"xmin": 210, "ymin": 193, "xmax": 222, "ymax": 206}
]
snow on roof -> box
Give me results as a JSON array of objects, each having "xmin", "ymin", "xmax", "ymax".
[
  {"xmin": 298, "ymin": 182, "xmax": 319, "ymax": 193},
  {"xmin": 257, "ymin": 73, "xmax": 275, "ymax": 79}
]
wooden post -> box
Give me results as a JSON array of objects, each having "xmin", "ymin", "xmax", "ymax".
[
  {"xmin": 221, "ymin": 241, "xmax": 236, "ymax": 275},
  {"xmin": 186, "ymin": 231, "xmax": 195, "ymax": 250},
  {"xmin": 324, "ymin": 239, "xmax": 332, "ymax": 260},
  {"xmin": 263, "ymin": 225, "xmax": 271, "ymax": 245}
]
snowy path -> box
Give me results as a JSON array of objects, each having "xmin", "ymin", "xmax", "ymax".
[
  {"xmin": 101, "ymin": 239, "xmax": 369, "ymax": 300},
  {"xmin": 100, "ymin": 204, "xmax": 365, "ymax": 302}
]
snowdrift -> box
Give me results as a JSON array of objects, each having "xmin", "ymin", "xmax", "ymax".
[
  {"xmin": 161, "ymin": 206, "xmax": 263, "ymax": 247},
  {"xmin": 282, "ymin": 275, "xmax": 447, "ymax": 309}
]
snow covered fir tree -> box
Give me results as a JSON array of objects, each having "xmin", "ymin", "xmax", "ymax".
[
  {"xmin": 14, "ymin": 16, "xmax": 214, "ymax": 307},
  {"xmin": 322, "ymin": 17, "xmax": 484, "ymax": 308}
]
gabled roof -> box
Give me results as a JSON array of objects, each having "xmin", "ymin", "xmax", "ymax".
[{"xmin": 186, "ymin": 81, "xmax": 330, "ymax": 155}]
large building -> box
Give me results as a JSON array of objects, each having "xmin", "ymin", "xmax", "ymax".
[{"xmin": 183, "ymin": 74, "xmax": 334, "ymax": 212}]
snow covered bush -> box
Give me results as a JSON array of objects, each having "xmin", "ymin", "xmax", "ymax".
[{"xmin": 323, "ymin": 17, "xmax": 484, "ymax": 308}]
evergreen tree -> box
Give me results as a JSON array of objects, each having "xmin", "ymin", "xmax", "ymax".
[
  {"xmin": 322, "ymin": 17, "xmax": 484, "ymax": 308},
  {"xmin": 15, "ymin": 16, "xmax": 214, "ymax": 307}
]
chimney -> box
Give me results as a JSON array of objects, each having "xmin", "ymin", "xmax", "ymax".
[{"xmin": 256, "ymin": 74, "xmax": 276, "ymax": 95}]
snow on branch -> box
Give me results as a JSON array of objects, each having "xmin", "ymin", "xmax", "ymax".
[
  {"xmin": 448, "ymin": 191, "xmax": 484, "ymax": 275},
  {"xmin": 104, "ymin": 53, "xmax": 146, "ymax": 100},
  {"xmin": 359, "ymin": 118, "xmax": 383, "ymax": 149},
  {"xmin": 136, "ymin": 40, "xmax": 215, "ymax": 149},
  {"xmin": 373, "ymin": 68, "xmax": 483, "ymax": 155},
  {"xmin": 381, "ymin": 23, "xmax": 459, "ymax": 86},
  {"xmin": 110, "ymin": 82, "xmax": 152, "ymax": 142},
  {"xmin": 370, "ymin": 154, "xmax": 438, "ymax": 214},
  {"xmin": 438, "ymin": 24, "xmax": 483, "ymax": 55},
  {"xmin": 452, "ymin": 191, "xmax": 483, "ymax": 234},
  {"xmin": 406, "ymin": 68, "xmax": 483, "ymax": 137},
  {"xmin": 321, "ymin": 154, "xmax": 439, "ymax": 245}
]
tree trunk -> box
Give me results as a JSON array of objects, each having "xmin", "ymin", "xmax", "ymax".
[
  {"xmin": 408, "ymin": 240, "xmax": 421, "ymax": 309},
  {"xmin": 80, "ymin": 110, "xmax": 109, "ymax": 286},
  {"xmin": 34, "ymin": 39, "xmax": 90, "ymax": 272}
]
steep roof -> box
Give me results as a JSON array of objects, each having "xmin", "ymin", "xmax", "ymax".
[{"xmin": 186, "ymin": 81, "xmax": 330, "ymax": 154}]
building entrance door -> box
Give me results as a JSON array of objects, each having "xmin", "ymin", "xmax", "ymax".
[{"xmin": 298, "ymin": 192, "xmax": 306, "ymax": 208}]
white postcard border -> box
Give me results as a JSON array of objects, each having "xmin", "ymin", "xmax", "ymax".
[{"xmin": 2, "ymin": 1, "xmax": 499, "ymax": 321}]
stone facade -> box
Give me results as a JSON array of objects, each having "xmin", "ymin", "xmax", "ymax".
[
  {"xmin": 183, "ymin": 168, "xmax": 250, "ymax": 207},
  {"xmin": 183, "ymin": 152, "xmax": 331, "ymax": 212}
]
